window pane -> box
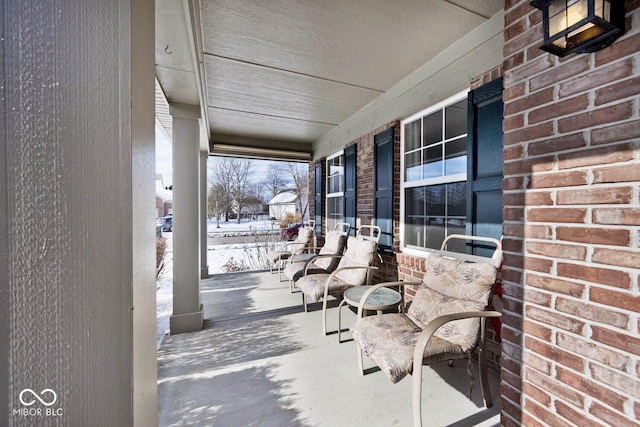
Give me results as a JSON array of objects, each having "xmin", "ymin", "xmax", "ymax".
[
  {"xmin": 423, "ymin": 110, "xmax": 442, "ymax": 145},
  {"xmin": 405, "ymin": 151, "xmax": 422, "ymax": 182},
  {"xmin": 426, "ymin": 185, "xmax": 445, "ymax": 216},
  {"xmin": 423, "ymin": 144, "xmax": 443, "ymax": 178},
  {"xmin": 445, "ymin": 219, "xmax": 466, "ymax": 251},
  {"xmin": 447, "ymin": 182, "xmax": 467, "ymax": 217},
  {"xmin": 405, "ymin": 216, "xmax": 424, "ymax": 247},
  {"xmin": 425, "ymin": 217, "xmax": 446, "ymax": 249},
  {"xmin": 404, "ymin": 120, "xmax": 421, "ymax": 152},
  {"xmin": 328, "ymin": 174, "xmax": 342, "ymax": 193},
  {"xmin": 445, "ymin": 99, "xmax": 467, "ymax": 139},
  {"xmin": 326, "ymin": 196, "xmax": 344, "ymax": 231},
  {"xmin": 405, "ymin": 187, "xmax": 425, "ymax": 216},
  {"xmin": 445, "ymin": 137, "xmax": 467, "ymax": 176},
  {"xmin": 327, "ymin": 155, "xmax": 344, "ymax": 194},
  {"xmin": 405, "ymin": 187, "xmax": 425, "ymax": 247}
]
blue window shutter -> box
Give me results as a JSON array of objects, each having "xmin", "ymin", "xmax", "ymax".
[
  {"xmin": 467, "ymin": 78, "xmax": 503, "ymax": 257},
  {"xmin": 374, "ymin": 128, "xmax": 394, "ymax": 253}
]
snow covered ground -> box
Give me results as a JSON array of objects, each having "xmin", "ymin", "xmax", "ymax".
[{"xmin": 156, "ymin": 218, "xmax": 289, "ymax": 346}]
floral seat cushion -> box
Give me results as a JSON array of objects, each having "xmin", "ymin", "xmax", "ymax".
[
  {"xmin": 284, "ymin": 233, "xmax": 347, "ymax": 282},
  {"xmin": 351, "ymin": 252, "xmax": 497, "ymax": 384},
  {"xmin": 350, "ymin": 313, "xmax": 465, "ymax": 383},
  {"xmin": 297, "ymin": 235, "xmax": 377, "ymax": 301},
  {"xmin": 297, "ymin": 273, "xmax": 354, "ymax": 302},
  {"xmin": 283, "ymin": 261, "xmax": 327, "ymax": 283}
]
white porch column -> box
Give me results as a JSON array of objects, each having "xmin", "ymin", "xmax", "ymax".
[
  {"xmin": 200, "ymin": 150, "xmax": 209, "ymax": 279},
  {"xmin": 170, "ymin": 102, "xmax": 203, "ymax": 334}
]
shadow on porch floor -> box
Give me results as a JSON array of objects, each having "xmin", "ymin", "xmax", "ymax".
[{"xmin": 157, "ymin": 271, "xmax": 501, "ymax": 426}]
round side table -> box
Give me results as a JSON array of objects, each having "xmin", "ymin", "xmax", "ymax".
[{"xmin": 338, "ymin": 286, "xmax": 402, "ymax": 342}]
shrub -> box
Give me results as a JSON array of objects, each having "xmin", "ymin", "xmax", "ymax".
[
  {"xmin": 156, "ymin": 236, "xmax": 168, "ymax": 279},
  {"xmin": 221, "ymin": 257, "xmax": 250, "ymax": 272},
  {"xmin": 221, "ymin": 229, "xmax": 281, "ymax": 272},
  {"xmin": 278, "ymin": 212, "xmax": 300, "ymax": 228}
]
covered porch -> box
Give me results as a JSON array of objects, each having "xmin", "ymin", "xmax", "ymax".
[{"xmin": 157, "ymin": 271, "xmax": 501, "ymax": 426}]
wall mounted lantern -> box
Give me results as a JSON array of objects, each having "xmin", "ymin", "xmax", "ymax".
[{"xmin": 530, "ymin": 0, "xmax": 625, "ymax": 57}]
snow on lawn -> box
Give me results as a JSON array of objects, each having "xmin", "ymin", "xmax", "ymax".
[
  {"xmin": 207, "ymin": 217, "xmax": 281, "ymax": 235},
  {"xmin": 156, "ymin": 218, "xmax": 290, "ymax": 346}
]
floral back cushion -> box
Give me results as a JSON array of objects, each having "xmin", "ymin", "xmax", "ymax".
[
  {"xmin": 334, "ymin": 236, "xmax": 377, "ymax": 285},
  {"xmin": 314, "ymin": 233, "xmax": 347, "ymax": 270},
  {"xmin": 407, "ymin": 253, "xmax": 497, "ymax": 350},
  {"xmin": 290, "ymin": 227, "xmax": 313, "ymax": 253}
]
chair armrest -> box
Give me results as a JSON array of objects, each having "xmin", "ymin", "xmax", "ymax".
[
  {"xmin": 289, "ymin": 245, "xmax": 314, "ymax": 258},
  {"xmin": 411, "ymin": 310, "xmax": 501, "ymax": 426},
  {"xmin": 413, "ymin": 311, "xmax": 502, "ymax": 366},
  {"xmin": 302, "ymin": 254, "xmax": 343, "ymax": 274},
  {"xmin": 323, "ymin": 265, "xmax": 379, "ymax": 301},
  {"xmin": 356, "ymin": 281, "xmax": 421, "ymax": 318},
  {"xmin": 276, "ymin": 241, "xmax": 296, "ymax": 252}
]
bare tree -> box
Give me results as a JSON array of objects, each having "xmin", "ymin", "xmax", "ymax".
[
  {"xmin": 209, "ymin": 157, "xmax": 234, "ymax": 222},
  {"xmin": 284, "ymin": 162, "xmax": 309, "ymax": 220},
  {"xmin": 263, "ymin": 162, "xmax": 286, "ymax": 201},
  {"xmin": 228, "ymin": 159, "xmax": 252, "ymax": 223},
  {"xmin": 207, "ymin": 183, "xmax": 226, "ymax": 228}
]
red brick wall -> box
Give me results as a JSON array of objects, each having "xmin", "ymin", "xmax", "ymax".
[
  {"xmin": 502, "ymin": 1, "xmax": 639, "ymax": 426},
  {"xmin": 345, "ymin": 122, "xmax": 402, "ymax": 283}
]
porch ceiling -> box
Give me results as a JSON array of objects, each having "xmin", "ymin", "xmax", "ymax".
[{"xmin": 155, "ymin": 0, "xmax": 502, "ymax": 160}]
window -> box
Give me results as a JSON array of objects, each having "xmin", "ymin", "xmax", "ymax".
[
  {"xmin": 401, "ymin": 91, "xmax": 468, "ymax": 253},
  {"xmin": 326, "ymin": 151, "xmax": 344, "ymax": 232}
]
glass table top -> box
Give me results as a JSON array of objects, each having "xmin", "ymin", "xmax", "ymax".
[{"xmin": 343, "ymin": 286, "xmax": 402, "ymax": 310}]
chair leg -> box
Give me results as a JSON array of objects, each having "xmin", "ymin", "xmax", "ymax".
[
  {"xmin": 322, "ymin": 297, "xmax": 328, "ymax": 335},
  {"xmin": 478, "ymin": 344, "xmax": 493, "ymax": 408},
  {"xmin": 357, "ymin": 344, "xmax": 365, "ymax": 375},
  {"xmin": 412, "ymin": 365, "xmax": 423, "ymax": 427},
  {"xmin": 302, "ymin": 293, "xmax": 308, "ymax": 313},
  {"xmin": 337, "ymin": 298, "xmax": 348, "ymax": 342}
]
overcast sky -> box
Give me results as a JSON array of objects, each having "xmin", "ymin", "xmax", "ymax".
[{"xmin": 155, "ymin": 124, "xmax": 172, "ymax": 188}]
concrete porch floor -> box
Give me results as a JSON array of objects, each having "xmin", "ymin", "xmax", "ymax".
[{"xmin": 157, "ymin": 271, "xmax": 501, "ymax": 426}]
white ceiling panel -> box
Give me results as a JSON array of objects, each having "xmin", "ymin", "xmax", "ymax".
[
  {"xmin": 200, "ymin": 0, "xmax": 494, "ymax": 90},
  {"xmin": 208, "ymin": 107, "xmax": 335, "ymax": 143},
  {"xmin": 204, "ymin": 55, "xmax": 382, "ymax": 126},
  {"xmin": 156, "ymin": 0, "xmax": 503, "ymax": 155}
]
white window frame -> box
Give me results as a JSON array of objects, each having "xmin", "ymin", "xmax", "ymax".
[
  {"xmin": 400, "ymin": 89, "xmax": 469, "ymax": 257},
  {"xmin": 326, "ymin": 150, "xmax": 345, "ymax": 233}
]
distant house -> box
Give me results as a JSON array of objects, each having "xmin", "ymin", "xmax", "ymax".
[
  {"xmin": 267, "ymin": 191, "xmax": 297, "ymax": 220},
  {"xmin": 155, "ymin": 174, "xmax": 172, "ymax": 217},
  {"xmin": 230, "ymin": 196, "xmax": 265, "ymax": 219}
]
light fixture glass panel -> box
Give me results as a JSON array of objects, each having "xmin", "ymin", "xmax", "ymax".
[
  {"xmin": 594, "ymin": 0, "xmax": 610, "ymax": 19},
  {"xmin": 567, "ymin": 0, "xmax": 588, "ymax": 26},
  {"xmin": 549, "ymin": 10, "xmax": 568, "ymax": 39}
]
